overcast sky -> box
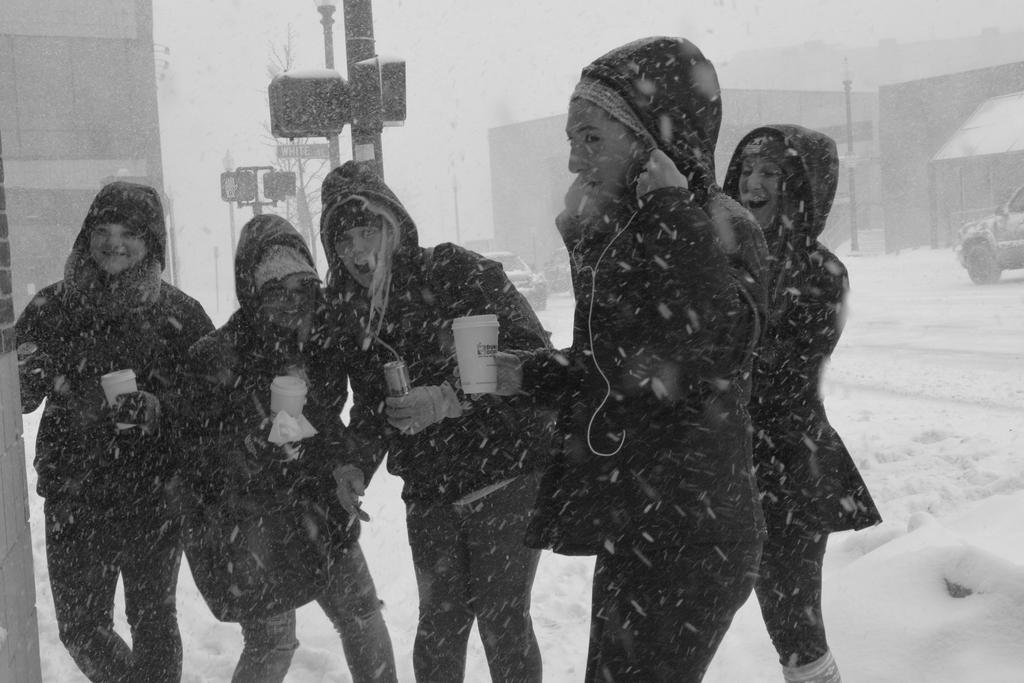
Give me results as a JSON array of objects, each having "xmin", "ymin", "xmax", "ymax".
[{"xmin": 152, "ymin": 0, "xmax": 1024, "ymax": 304}]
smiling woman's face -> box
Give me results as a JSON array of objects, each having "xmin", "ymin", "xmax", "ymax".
[
  {"xmin": 738, "ymin": 155, "xmax": 784, "ymax": 229},
  {"xmin": 89, "ymin": 222, "xmax": 148, "ymax": 275}
]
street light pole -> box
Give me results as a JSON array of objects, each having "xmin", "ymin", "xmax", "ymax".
[
  {"xmin": 452, "ymin": 172, "xmax": 462, "ymax": 245},
  {"xmin": 343, "ymin": 0, "xmax": 384, "ymax": 177},
  {"xmin": 843, "ymin": 59, "xmax": 860, "ymax": 252},
  {"xmin": 223, "ymin": 149, "xmax": 238, "ymax": 256},
  {"xmin": 316, "ymin": 0, "xmax": 342, "ymax": 170}
]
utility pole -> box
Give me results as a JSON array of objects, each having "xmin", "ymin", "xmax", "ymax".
[
  {"xmin": 843, "ymin": 59, "xmax": 860, "ymax": 252},
  {"xmin": 343, "ymin": 0, "xmax": 384, "ymax": 177},
  {"xmin": 294, "ymin": 160, "xmax": 319, "ymax": 267},
  {"xmin": 316, "ymin": 1, "xmax": 343, "ymax": 170},
  {"xmin": 452, "ymin": 173, "xmax": 462, "ymax": 245},
  {"xmin": 223, "ymin": 149, "xmax": 238, "ymax": 256},
  {"xmin": 213, "ymin": 245, "xmax": 221, "ymax": 314},
  {"xmin": 273, "ymin": 1, "xmax": 403, "ymax": 183},
  {"xmin": 164, "ymin": 190, "xmax": 181, "ymax": 286}
]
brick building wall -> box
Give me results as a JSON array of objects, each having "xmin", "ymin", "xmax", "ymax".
[{"xmin": 0, "ymin": 131, "xmax": 41, "ymax": 682}]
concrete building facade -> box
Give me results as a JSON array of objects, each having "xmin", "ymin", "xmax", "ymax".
[
  {"xmin": 929, "ymin": 89, "xmax": 1024, "ymax": 242},
  {"xmin": 879, "ymin": 62, "xmax": 1024, "ymax": 250},
  {"xmin": 0, "ymin": 3, "xmax": 162, "ymax": 678},
  {"xmin": 0, "ymin": 0, "xmax": 164, "ymax": 312}
]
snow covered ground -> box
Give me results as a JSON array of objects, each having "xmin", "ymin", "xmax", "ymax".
[{"xmin": 26, "ymin": 246, "xmax": 1024, "ymax": 682}]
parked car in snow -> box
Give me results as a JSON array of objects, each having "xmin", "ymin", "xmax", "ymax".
[
  {"xmin": 543, "ymin": 250, "xmax": 572, "ymax": 293},
  {"xmin": 483, "ymin": 251, "xmax": 548, "ymax": 311},
  {"xmin": 954, "ymin": 185, "xmax": 1024, "ymax": 284}
]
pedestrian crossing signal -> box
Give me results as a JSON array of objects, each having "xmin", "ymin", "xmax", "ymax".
[{"xmin": 220, "ymin": 170, "xmax": 257, "ymax": 203}]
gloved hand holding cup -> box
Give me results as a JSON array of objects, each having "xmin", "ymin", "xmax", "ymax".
[{"xmin": 101, "ymin": 369, "xmax": 140, "ymax": 430}]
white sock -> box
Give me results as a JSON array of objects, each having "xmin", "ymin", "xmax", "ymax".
[{"xmin": 783, "ymin": 650, "xmax": 841, "ymax": 683}]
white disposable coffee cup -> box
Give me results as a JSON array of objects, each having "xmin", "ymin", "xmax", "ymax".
[
  {"xmin": 270, "ymin": 376, "xmax": 308, "ymax": 418},
  {"xmin": 452, "ymin": 314, "xmax": 500, "ymax": 394},
  {"xmin": 101, "ymin": 369, "xmax": 137, "ymax": 406}
]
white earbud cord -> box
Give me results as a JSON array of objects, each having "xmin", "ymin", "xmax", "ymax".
[{"xmin": 578, "ymin": 211, "xmax": 638, "ymax": 457}]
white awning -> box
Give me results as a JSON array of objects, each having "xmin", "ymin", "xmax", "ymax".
[{"xmin": 933, "ymin": 91, "xmax": 1024, "ymax": 161}]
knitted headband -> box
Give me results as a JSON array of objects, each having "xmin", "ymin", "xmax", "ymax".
[
  {"xmin": 254, "ymin": 244, "xmax": 320, "ymax": 291},
  {"xmin": 571, "ymin": 77, "xmax": 658, "ymax": 151}
]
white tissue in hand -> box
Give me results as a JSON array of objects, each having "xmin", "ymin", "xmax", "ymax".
[{"xmin": 267, "ymin": 411, "xmax": 318, "ymax": 445}]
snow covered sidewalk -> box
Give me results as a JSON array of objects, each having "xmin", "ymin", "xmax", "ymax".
[{"xmin": 27, "ymin": 248, "xmax": 1024, "ymax": 681}]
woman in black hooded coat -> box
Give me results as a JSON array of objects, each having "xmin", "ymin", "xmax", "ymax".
[
  {"xmin": 15, "ymin": 181, "xmax": 213, "ymax": 682},
  {"xmin": 495, "ymin": 37, "xmax": 766, "ymax": 683},
  {"xmin": 318, "ymin": 161, "xmax": 554, "ymax": 683},
  {"xmin": 183, "ymin": 214, "xmax": 396, "ymax": 683},
  {"xmin": 723, "ymin": 125, "xmax": 882, "ymax": 683}
]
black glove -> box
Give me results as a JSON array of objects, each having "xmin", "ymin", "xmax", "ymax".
[
  {"xmin": 243, "ymin": 432, "xmax": 297, "ymax": 463},
  {"xmin": 112, "ymin": 391, "xmax": 161, "ymax": 435},
  {"xmin": 17, "ymin": 343, "xmax": 55, "ymax": 397}
]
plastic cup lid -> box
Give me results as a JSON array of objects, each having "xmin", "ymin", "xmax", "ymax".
[
  {"xmin": 452, "ymin": 314, "xmax": 499, "ymax": 327},
  {"xmin": 271, "ymin": 375, "xmax": 308, "ymax": 394},
  {"xmin": 102, "ymin": 369, "xmax": 136, "ymax": 383}
]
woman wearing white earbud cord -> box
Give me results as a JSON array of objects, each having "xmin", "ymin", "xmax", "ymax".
[
  {"xmin": 494, "ymin": 147, "xmax": 683, "ymax": 397},
  {"xmin": 493, "ymin": 37, "xmax": 767, "ymax": 683}
]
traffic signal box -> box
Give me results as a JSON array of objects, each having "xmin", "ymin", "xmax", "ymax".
[
  {"xmin": 220, "ymin": 169, "xmax": 257, "ymax": 203},
  {"xmin": 220, "ymin": 168, "xmax": 294, "ymax": 208},
  {"xmin": 269, "ymin": 58, "xmax": 406, "ymax": 140},
  {"xmin": 262, "ymin": 171, "xmax": 296, "ymax": 202},
  {"xmin": 268, "ymin": 69, "xmax": 350, "ymax": 139},
  {"xmin": 351, "ymin": 57, "xmax": 407, "ymax": 128}
]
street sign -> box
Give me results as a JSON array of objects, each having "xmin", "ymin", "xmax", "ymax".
[
  {"xmin": 221, "ymin": 170, "xmax": 257, "ymax": 202},
  {"xmin": 276, "ymin": 143, "xmax": 331, "ymax": 160}
]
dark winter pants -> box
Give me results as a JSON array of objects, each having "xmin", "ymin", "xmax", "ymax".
[
  {"xmin": 232, "ymin": 541, "xmax": 396, "ymax": 683},
  {"xmin": 585, "ymin": 538, "xmax": 762, "ymax": 683},
  {"xmin": 44, "ymin": 497, "xmax": 183, "ymax": 683},
  {"xmin": 405, "ymin": 473, "xmax": 543, "ymax": 683},
  {"xmin": 754, "ymin": 525, "xmax": 830, "ymax": 667}
]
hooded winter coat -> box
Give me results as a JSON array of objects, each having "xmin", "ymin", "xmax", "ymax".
[
  {"xmin": 183, "ymin": 214, "xmax": 366, "ymax": 622},
  {"xmin": 521, "ymin": 37, "xmax": 766, "ymax": 556},
  {"xmin": 16, "ymin": 181, "xmax": 213, "ymax": 508},
  {"xmin": 723, "ymin": 124, "xmax": 881, "ymax": 532},
  {"xmin": 319, "ymin": 161, "xmax": 555, "ymax": 505}
]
